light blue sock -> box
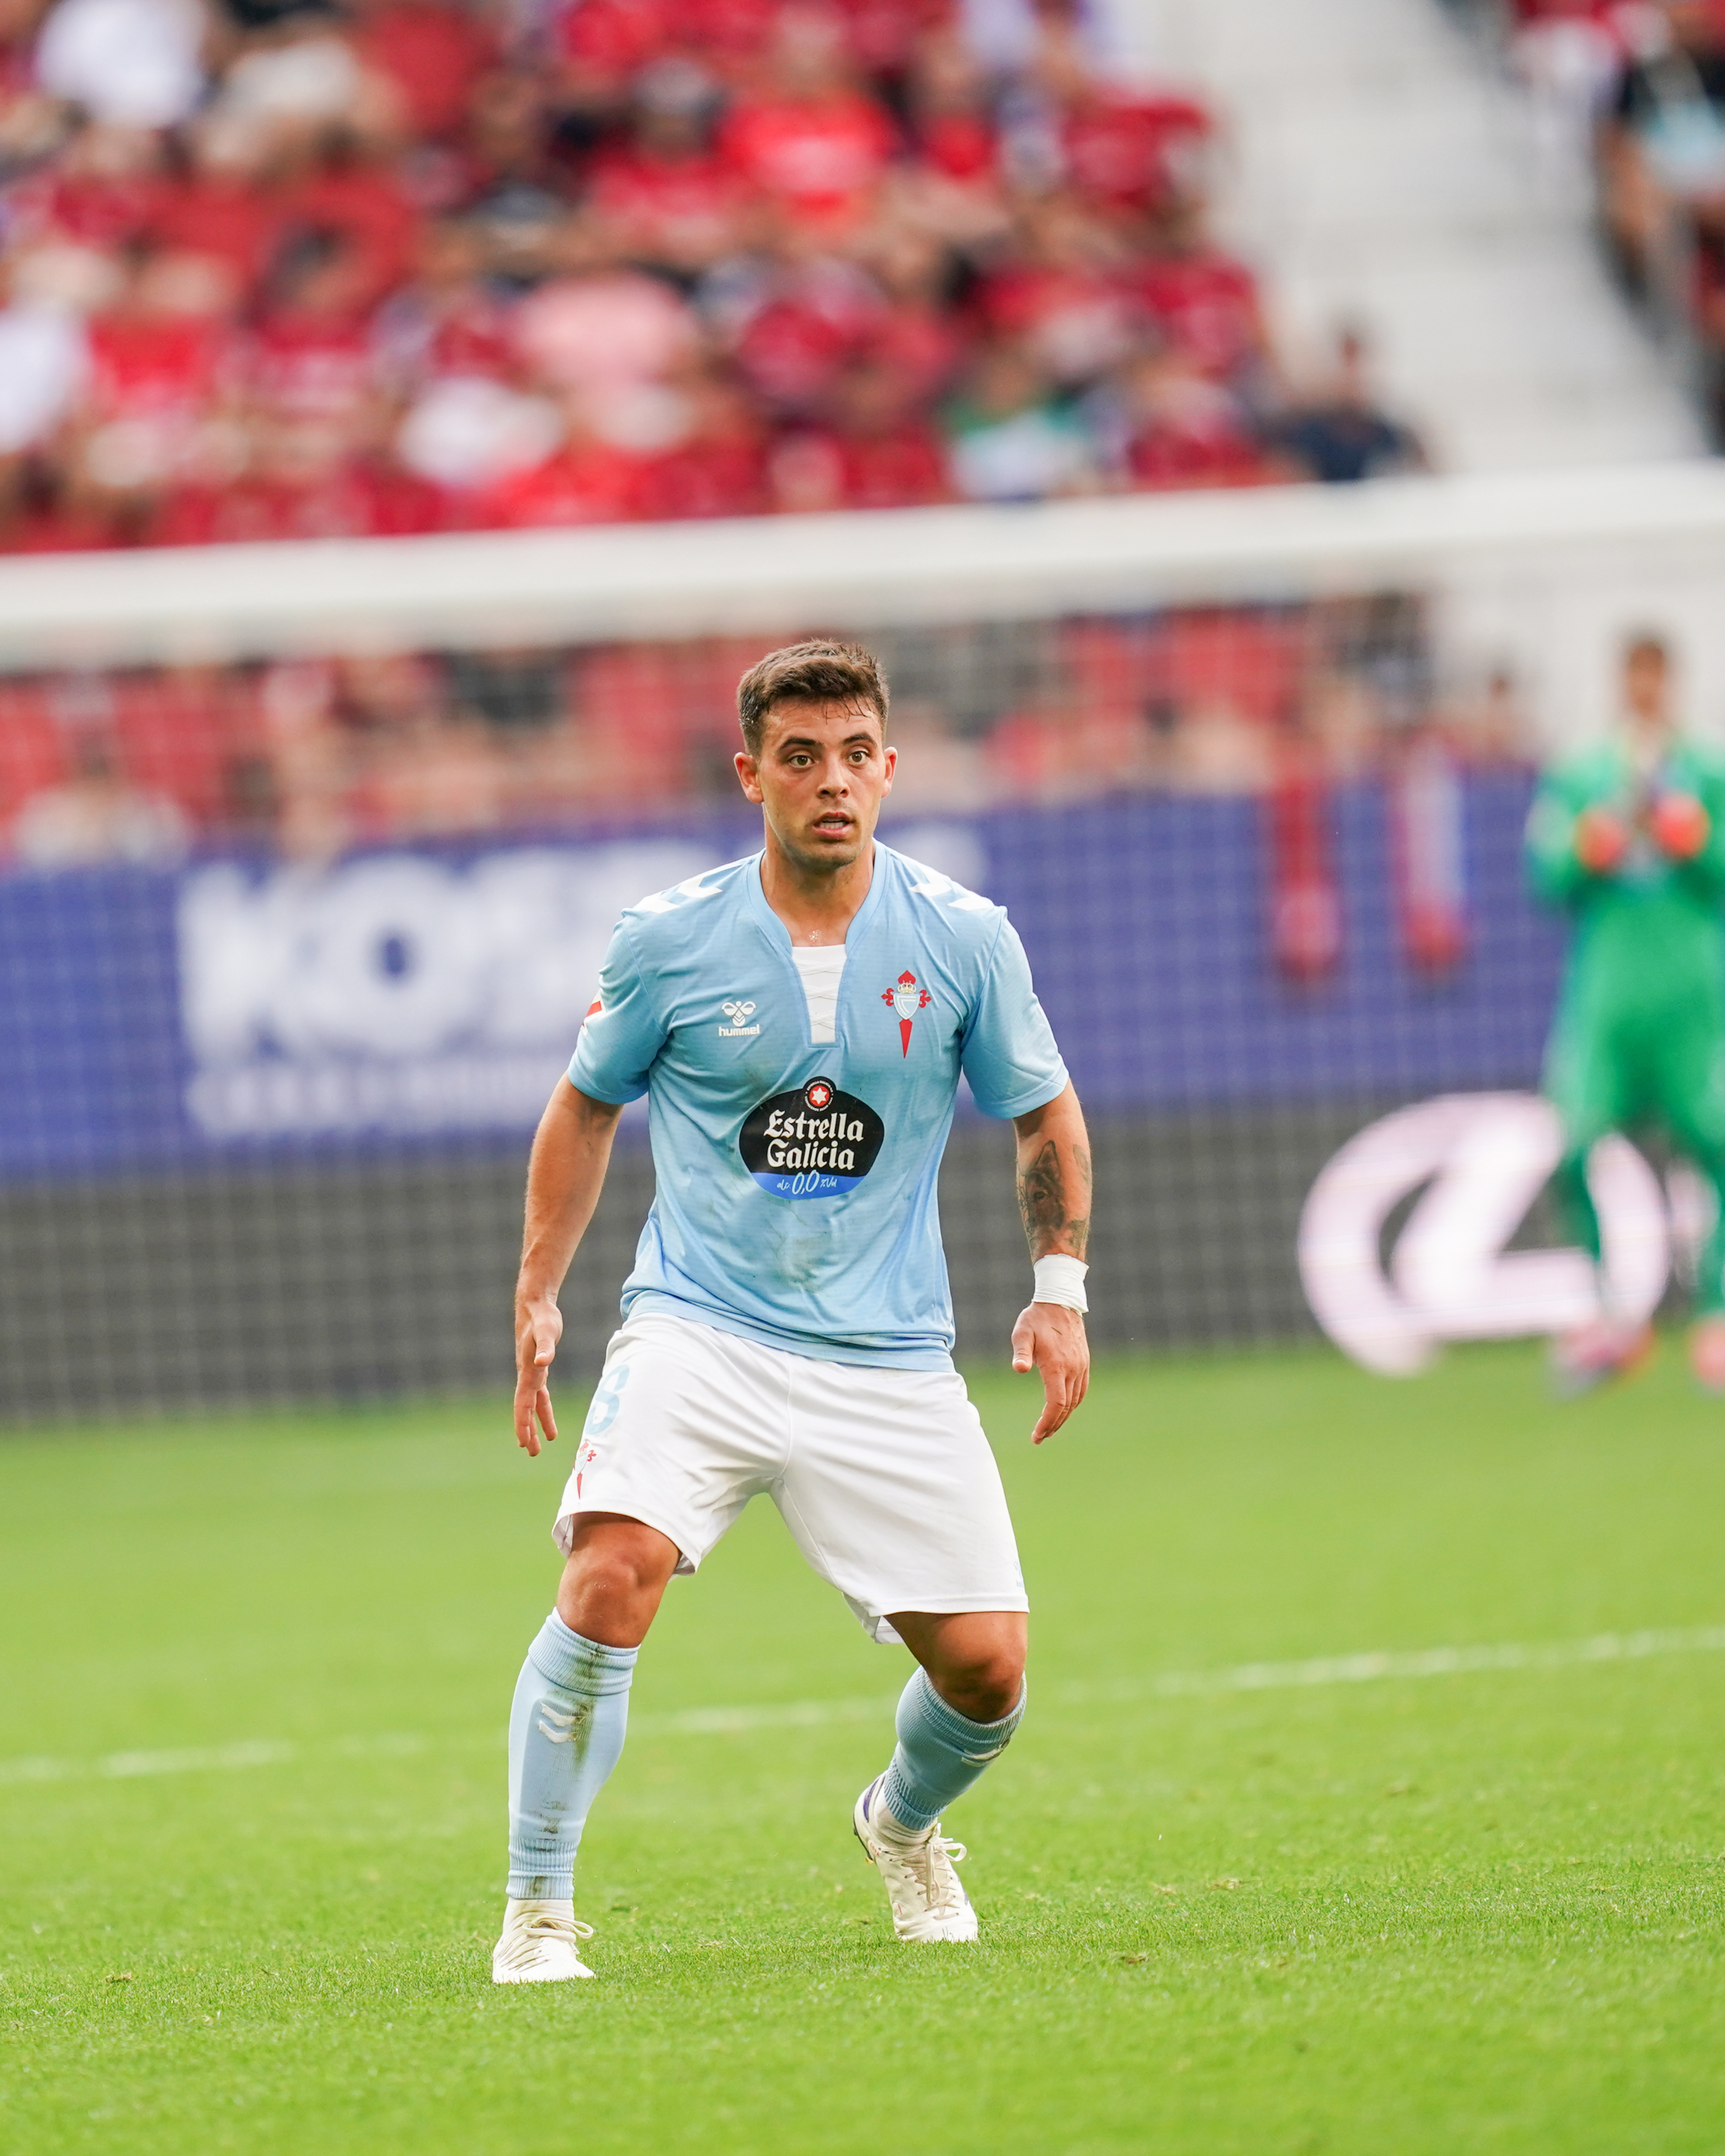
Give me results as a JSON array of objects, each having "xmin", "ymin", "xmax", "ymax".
[
  {"xmin": 879, "ymin": 1667, "xmax": 1026, "ymax": 1834},
  {"xmin": 506, "ymin": 1613, "xmax": 637, "ymax": 1900}
]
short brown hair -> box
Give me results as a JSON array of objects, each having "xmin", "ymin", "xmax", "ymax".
[
  {"xmin": 735, "ymin": 640, "xmax": 890, "ymax": 758},
  {"xmin": 1623, "ymin": 630, "xmax": 1670, "ymax": 669}
]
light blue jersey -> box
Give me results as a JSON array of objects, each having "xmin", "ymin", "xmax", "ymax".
[{"xmin": 568, "ymin": 843, "xmax": 1068, "ymax": 1369}]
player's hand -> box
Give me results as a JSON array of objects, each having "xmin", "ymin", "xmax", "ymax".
[
  {"xmin": 513, "ymin": 1295, "xmax": 563, "ymax": 1456},
  {"xmin": 1650, "ymin": 790, "xmax": 1710, "ymax": 860},
  {"xmin": 1011, "ymin": 1301, "xmax": 1090, "ymax": 1445},
  {"xmin": 1573, "ymin": 806, "xmax": 1629, "ymax": 874}
]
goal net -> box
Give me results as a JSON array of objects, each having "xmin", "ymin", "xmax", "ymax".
[{"xmin": 4, "ymin": 462, "xmax": 1724, "ymax": 1417}]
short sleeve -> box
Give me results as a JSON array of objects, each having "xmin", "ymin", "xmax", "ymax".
[
  {"xmin": 960, "ymin": 916, "xmax": 1068, "ymax": 1120},
  {"xmin": 568, "ymin": 921, "xmax": 667, "ymax": 1104}
]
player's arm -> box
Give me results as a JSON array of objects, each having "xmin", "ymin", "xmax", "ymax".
[
  {"xmin": 1526, "ymin": 769, "xmax": 1624, "ymax": 904},
  {"xmin": 514, "ymin": 1078, "xmax": 626, "ymax": 1457},
  {"xmin": 1011, "ymin": 1081, "xmax": 1092, "ymax": 1446}
]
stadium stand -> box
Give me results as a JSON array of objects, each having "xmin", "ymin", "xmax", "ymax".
[
  {"xmin": 0, "ymin": 0, "xmax": 1471, "ymax": 855},
  {"xmin": 0, "ymin": 0, "xmax": 1334, "ymax": 557},
  {"xmin": 1494, "ymin": 0, "xmax": 1725, "ymax": 440}
]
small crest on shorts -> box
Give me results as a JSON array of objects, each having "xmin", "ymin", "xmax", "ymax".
[{"xmin": 881, "ymin": 969, "xmax": 933, "ymax": 1057}]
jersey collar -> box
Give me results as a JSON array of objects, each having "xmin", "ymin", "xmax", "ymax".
[{"xmin": 744, "ymin": 839, "xmax": 889, "ymax": 953}]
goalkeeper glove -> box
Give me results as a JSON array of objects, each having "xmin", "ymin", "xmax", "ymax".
[
  {"xmin": 1573, "ymin": 806, "xmax": 1629, "ymax": 873},
  {"xmin": 1649, "ymin": 791, "xmax": 1710, "ymax": 860}
]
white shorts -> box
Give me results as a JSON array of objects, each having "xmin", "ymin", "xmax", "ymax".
[{"xmin": 553, "ymin": 1311, "xmax": 1026, "ymax": 1644}]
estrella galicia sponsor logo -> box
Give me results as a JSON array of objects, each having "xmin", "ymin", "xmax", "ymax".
[
  {"xmin": 740, "ymin": 1075, "xmax": 885, "ymax": 1199},
  {"xmin": 719, "ymin": 998, "xmax": 760, "ymax": 1037}
]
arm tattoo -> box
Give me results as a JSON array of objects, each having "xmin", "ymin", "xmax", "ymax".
[{"xmin": 1017, "ymin": 1137, "xmax": 1092, "ymax": 1261}]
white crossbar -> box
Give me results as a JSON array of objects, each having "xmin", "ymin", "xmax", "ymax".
[{"xmin": 1, "ymin": 460, "xmax": 1723, "ymax": 674}]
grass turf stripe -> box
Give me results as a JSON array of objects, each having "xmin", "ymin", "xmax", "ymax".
[{"xmin": 5, "ymin": 1622, "xmax": 1723, "ymax": 1790}]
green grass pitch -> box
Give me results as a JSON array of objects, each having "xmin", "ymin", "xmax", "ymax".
[{"xmin": 4, "ymin": 1340, "xmax": 1724, "ymax": 2155}]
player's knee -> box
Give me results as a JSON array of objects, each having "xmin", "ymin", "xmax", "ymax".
[
  {"xmin": 557, "ymin": 1566, "xmax": 651, "ymax": 1644},
  {"xmin": 565, "ymin": 1551, "xmax": 643, "ymax": 1603},
  {"xmin": 557, "ymin": 1523, "xmax": 675, "ymax": 1642},
  {"xmin": 938, "ymin": 1649, "xmax": 1025, "ymax": 1726}
]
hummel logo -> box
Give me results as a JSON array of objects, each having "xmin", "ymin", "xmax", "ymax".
[
  {"xmin": 719, "ymin": 998, "xmax": 761, "ymax": 1039},
  {"xmin": 536, "ymin": 1700, "xmax": 591, "ymax": 1746}
]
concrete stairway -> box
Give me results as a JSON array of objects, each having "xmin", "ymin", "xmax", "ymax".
[{"xmin": 1098, "ymin": 0, "xmax": 1705, "ymax": 471}]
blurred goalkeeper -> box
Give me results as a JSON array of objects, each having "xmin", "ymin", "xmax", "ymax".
[{"xmin": 1527, "ymin": 631, "xmax": 1725, "ymax": 1393}]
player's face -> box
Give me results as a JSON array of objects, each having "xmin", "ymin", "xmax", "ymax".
[
  {"xmin": 735, "ymin": 697, "xmax": 897, "ymax": 872},
  {"xmin": 1624, "ymin": 648, "xmax": 1670, "ymax": 727}
]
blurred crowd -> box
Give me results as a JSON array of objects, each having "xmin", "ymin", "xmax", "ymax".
[
  {"xmin": 0, "ymin": 0, "xmax": 1469, "ymax": 863},
  {"xmin": 0, "ymin": 0, "xmax": 1431, "ymax": 550},
  {"xmin": 0, "ymin": 604, "xmax": 1526, "ymax": 866},
  {"xmin": 1503, "ymin": 0, "xmax": 1725, "ymax": 437}
]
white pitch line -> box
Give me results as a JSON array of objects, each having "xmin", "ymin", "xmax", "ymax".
[
  {"xmin": 1128, "ymin": 1623, "xmax": 1725, "ymax": 1700},
  {"xmin": 0, "ymin": 1738, "xmax": 300, "ymax": 1786},
  {"xmin": 634, "ymin": 1695, "xmax": 893, "ymax": 1738},
  {"xmin": 4, "ymin": 1624, "xmax": 1723, "ymax": 1790}
]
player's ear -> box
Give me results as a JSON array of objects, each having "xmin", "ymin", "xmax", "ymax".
[
  {"xmin": 734, "ymin": 749, "xmax": 763, "ymax": 803},
  {"xmin": 881, "ymin": 743, "xmax": 896, "ymax": 791}
]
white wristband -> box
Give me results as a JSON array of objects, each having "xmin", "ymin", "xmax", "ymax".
[{"xmin": 1033, "ymin": 1255, "xmax": 1088, "ymax": 1312}]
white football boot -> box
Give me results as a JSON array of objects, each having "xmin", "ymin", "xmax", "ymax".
[
  {"xmin": 491, "ymin": 1898, "xmax": 597, "ymax": 1983},
  {"xmin": 853, "ymin": 1774, "xmax": 979, "ymax": 1942}
]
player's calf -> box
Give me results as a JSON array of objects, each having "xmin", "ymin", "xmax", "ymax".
[
  {"xmin": 880, "ymin": 1665, "xmax": 1026, "ymax": 1831},
  {"xmin": 853, "ymin": 1663, "xmax": 1027, "ymax": 1942},
  {"xmin": 497, "ymin": 1611, "xmax": 637, "ymax": 1981}
]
